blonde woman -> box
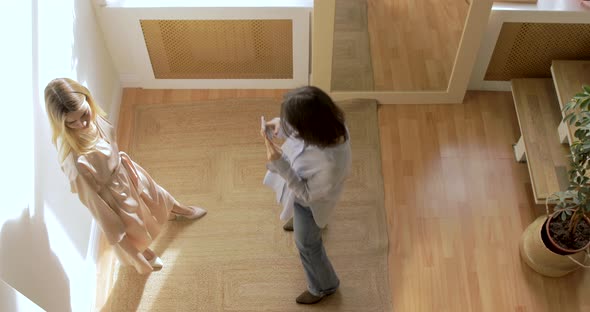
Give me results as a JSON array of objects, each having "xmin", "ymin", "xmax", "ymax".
[{"xmin": 45, "ymin": 78, "xmax": 206, "ymax": 274}]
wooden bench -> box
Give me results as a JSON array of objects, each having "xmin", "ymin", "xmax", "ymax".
[
  {"xmin": 551, "ymin": 60, "xmax": 590, "ymax": 145},
  {"xmin": 511, "ymin": 78, "xmax": 570, "ymax": 204}
]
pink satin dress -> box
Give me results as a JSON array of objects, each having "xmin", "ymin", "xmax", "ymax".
[{"xmin": 61, "ymin": 117, "xmax": 175, "ymax": 274}]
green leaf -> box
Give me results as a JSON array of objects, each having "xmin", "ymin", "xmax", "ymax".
[
  {"xmin": 564, "ymin": 101, "xmax": 576, "ymax": 113},
  {"xmin": 561, "ymin": 211, "xmax": 567, "ymax": 221},
  {"xmin": 583, "ymin": 85, "xmax": 590, "ymax": 94},
  {"xmin": 556, "ymin": 202, "xmax": 564, "ymax": 209},
  {"xmin": 575, "ymin": 129, "xmax": 586, "ymax": 140},
  {"xmin": 567, "ymin": 114, "xmax": 578, "ymax": 125},
  {"xmin": 580, "ymin": 98, "xmax": 590, "ymax": 110}
]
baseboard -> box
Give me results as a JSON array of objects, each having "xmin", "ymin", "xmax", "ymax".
[
  {"xmin": 470, "ymin": 80, "xmax": 512, "ymax": 92},
  {"xmin": 108, "ymin": 80, "xmax": 123, "ymax": 128},
  {"xmin": 87, "ymin": 220, "xmax": 101, "ymax": 268},
  {"xmin": 86, "ymin": 220, "xmax": 100, "ymax": 312}
]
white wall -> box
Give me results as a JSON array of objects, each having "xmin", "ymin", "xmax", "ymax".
[
  {"xmin": 0, "ymin": 280, "xmax": 44, "ymax": 312},
  {"xmin": 0, "ymin": 0, "xmax": 120, "ymax": 311},
  {"xmin": 468, "ymin": 0, "xmax": 590, "ymax": 91},
  {"xmin": 96, "ymin": 2, "xmax": 311, "ymax": 89}
]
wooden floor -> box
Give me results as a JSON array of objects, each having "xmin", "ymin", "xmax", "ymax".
[
  {"xmin": 379, "ymin": 91, "xmax": 590, "ymax": 312},
  {"xmin": 367, "ymin": 0, "xmax": 469, "ymax": 91},
  {"xmin": 99, "ymin": 89, "xmax": 590, "ymax": 311}
]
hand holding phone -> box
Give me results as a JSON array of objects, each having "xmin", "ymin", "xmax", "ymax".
[
  {"xmin": 261, "ymin": 116, "xmax": 274, "ymax": 140},
  {"xmin": 261, "ymin": 116, "xmax": 282, "ymax": 161}
]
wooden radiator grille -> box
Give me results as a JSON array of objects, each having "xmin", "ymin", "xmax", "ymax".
[
  {"xmin": 140, "ymin": 19, "xmax": 293, "ymax": 79},
  {"xmin": 485, "ymin": 23, "xmax": 590, "ymax": 81}
]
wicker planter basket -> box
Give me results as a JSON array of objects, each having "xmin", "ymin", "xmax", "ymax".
[{"xmin": 519, "ymin": 216, "xmax": 588, "ymax": 277}]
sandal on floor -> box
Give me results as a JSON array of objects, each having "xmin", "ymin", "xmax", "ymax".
[
  {"xmin": 283, "ymin": 218, "xmax": 294, "ymax": 231},
  {"xmin": 295, "ymin": 290, "xmax": 325, "ymax": 304},
  {"xmin": 148, "ymin": 256, "xmax": 164, "ymax": 271},
  {"xmin": 170, "ymin": 206, "xmax": 207, "ymax": 220}
]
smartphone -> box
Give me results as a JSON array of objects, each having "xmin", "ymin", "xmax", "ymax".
[{"xmin": 261, "ymin": 116, "xmax": 274, "ymax": 140}]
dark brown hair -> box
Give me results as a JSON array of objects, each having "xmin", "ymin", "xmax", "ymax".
[{"xmin": 280, "ymin": 86, "xmax": 347, "ymax": 148}]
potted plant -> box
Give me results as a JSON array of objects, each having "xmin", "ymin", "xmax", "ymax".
[
  {"xmin": 520, "ymin": 85, "xmax": 590, "ymax": 276},
  {"xmin": 546, "ymin": 85, "xmax": 590, "ymax": 254}
]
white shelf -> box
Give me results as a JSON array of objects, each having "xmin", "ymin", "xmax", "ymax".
[
  {"xmin": 494, "ymin": 0, "xmax": 590, "ymax": 12},
  {"xmin": 103, "ymin": 0, "xmax": 313, "ymax": 8}
]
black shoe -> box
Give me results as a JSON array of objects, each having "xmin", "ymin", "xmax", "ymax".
[
  {"xmin": 282, "ymin": 218, "xmax": 294, "ymax": 231},
  {"xmin": 295, "ymin": 290, "xmax": 324, "ymax": 304}
]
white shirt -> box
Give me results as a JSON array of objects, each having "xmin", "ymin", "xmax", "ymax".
[{"xmin": 263, "ymin": 123, "xmax": 351, "ymax": 228}]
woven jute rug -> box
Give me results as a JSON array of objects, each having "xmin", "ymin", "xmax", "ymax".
[
  {"xmin": 100, "ymin": 98, "xmax": 392, "ymax": 311},
  {"xmin": 331, "ymin": 0, "xmax": 375, "ymax": 91}
]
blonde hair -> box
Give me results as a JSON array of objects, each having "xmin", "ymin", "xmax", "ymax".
[{"xmin": 44, "ymin": 78, "xmax": 106, "ymax": 162}]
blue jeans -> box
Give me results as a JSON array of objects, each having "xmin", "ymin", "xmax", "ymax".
[{"xmin": 293, "ymin": 202, "xmax": 340, "ymax": 296}]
